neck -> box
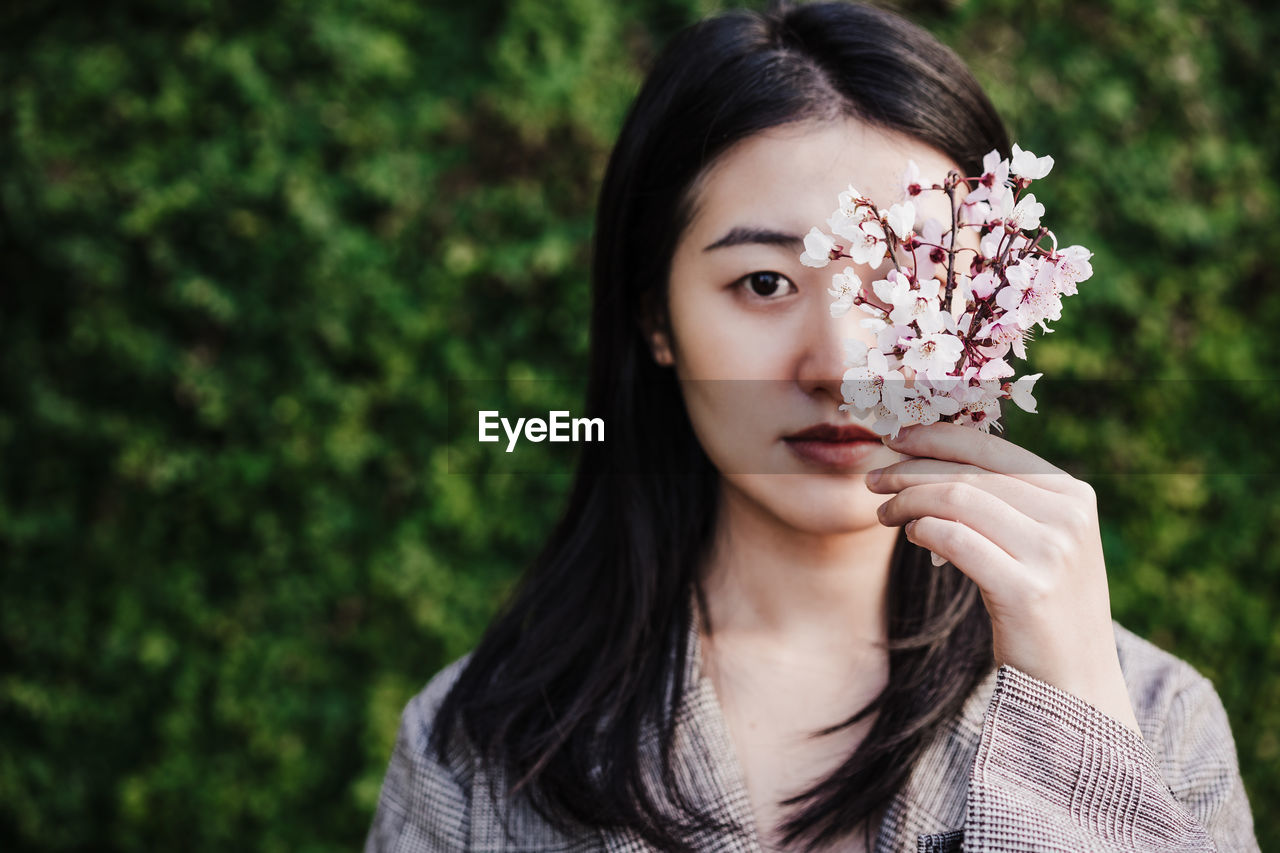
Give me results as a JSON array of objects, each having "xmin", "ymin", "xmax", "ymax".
[{"xmin": 698, "ymin": 478, "xmax": 897, "ymax": 662}]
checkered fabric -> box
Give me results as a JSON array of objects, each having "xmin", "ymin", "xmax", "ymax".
[{"xmin": 365, "ymin": 592, "xmax": 1259, "ymax": 852}]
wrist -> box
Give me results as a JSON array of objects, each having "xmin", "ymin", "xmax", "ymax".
[{"xmin": 1054, "ymin": 659, "xmax": 1142, "ymax": 735}]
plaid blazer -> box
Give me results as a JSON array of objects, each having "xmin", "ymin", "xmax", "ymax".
[{"xmin": 365, "ymin": 596, "xmax": 1260, "ymax": 852}]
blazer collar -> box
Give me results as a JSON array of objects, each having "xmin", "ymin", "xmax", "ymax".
[{"xmin": 602, "ymin": 588, "xmax": 998, "ymax": 852}]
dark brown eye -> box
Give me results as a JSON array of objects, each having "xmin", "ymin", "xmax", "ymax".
[{"xmin": 740, "ymin": 271, "xmax": 794, "ymax": 298}]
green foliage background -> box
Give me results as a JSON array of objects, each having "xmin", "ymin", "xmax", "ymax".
[{"xmin": 1, "ymin": 0, "xmax": 1276, "ymax": 849}]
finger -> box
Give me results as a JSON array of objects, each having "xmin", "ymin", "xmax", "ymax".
[
  {"xmin": 884, "ymin": 420, "xmax": 1075, "ymax": 492},
  {"xmin": 903, "ymin": 515, "xmax": 1022, "ymax": 591},
  {"xmin": 878, "ymin": 481, "xmax": 1046, "ymax": 565},
  {"xmin": 866, "ymin": 457, "xmax": 1061, "ymax": 524}
]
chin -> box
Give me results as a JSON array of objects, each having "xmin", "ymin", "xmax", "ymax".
[
  {"xmin": 751, "ymin": 474, "xmax": 886, "ymax": 535},
  {"xmin": 778, "ymin": 504, "xmax": 884, "ymax": 536}
]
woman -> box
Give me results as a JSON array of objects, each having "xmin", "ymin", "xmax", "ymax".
[{"xmin": 366, "ymin": 2, "xmax": 1258, "ymax": 851}]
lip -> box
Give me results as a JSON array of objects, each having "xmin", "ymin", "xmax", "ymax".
[
  {"xmin": 782, "ymin": 423, "xmax": 883, "ymax": 470},
  {"xmin": 784, "ymin": 423, "xmax": 879, "ymax": 442}
]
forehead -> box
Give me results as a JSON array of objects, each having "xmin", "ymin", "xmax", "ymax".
[{"xmin": 684, "ymin": 117, "xmax": 960, "ymax": 238}]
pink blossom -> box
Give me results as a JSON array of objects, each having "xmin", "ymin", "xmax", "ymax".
[
  {"xmin": 902, "ymin": 160, "xmax": 923, "ymax": 196},
  {"xmin": 911, "ymin": 218, "xmax": 947, "ymax": 281},
  {"xmin": 1051, "ymin": 245, "xmax": 1094, "ymax": 296},
  {"xmin": 967, "ymin": 149, "xmax": 1010, "ymax": 206},
  {"xmin": 979, "ymin": 230, "xmax": 1003, "ymax": 263},
  {"xmin": 976, "ymin": 316, "xmax": 1029, "ymax": 360},
  {"xmin": 970, "ymin": 270, "xmax": 1000, "ymax": 299},
  {"xmin": 997, "ymin": 260, "xmax": 1062, "ymax": 329}
]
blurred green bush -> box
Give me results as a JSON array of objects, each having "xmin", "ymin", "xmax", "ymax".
[{"xmin": 0, "ymin": 0, "xmax": 1275, "ymax": 849}]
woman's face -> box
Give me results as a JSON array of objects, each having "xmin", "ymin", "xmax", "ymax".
[{"xmin": 654, "ymin": 116, "xmax": 963, "ymax": 536}]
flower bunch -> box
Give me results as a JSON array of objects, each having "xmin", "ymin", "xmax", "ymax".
[{"xmin": 799, "ymin": 145, "xmax": 1093, "ymax": 438}]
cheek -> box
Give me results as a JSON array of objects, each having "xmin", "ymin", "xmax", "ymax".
[
  {"xmin": 679, "ymin": 378, "xmax": 778, "ymax": 475},
  {"xmin": 667, "ymin": 285, "xmax": 795, "ymax": 382}
]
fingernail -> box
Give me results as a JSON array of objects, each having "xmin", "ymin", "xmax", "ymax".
[
  {"xmin": 867, "ymin": 468, "xmax": 882, "ymax": 486},
  {"xmin": 877, "ymin": 502, "xmax": 888, "ymax": 518}
]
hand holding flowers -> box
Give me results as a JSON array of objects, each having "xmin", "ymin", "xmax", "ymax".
[
  {"xmin": 866, "ymin": 422, "xmax": 1141, "ymax": 735},
  {"xmin": 806, "ymin": 148, "xmax": 1139, "ymax": 732}
]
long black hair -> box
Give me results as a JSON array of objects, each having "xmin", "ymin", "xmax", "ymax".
[{"xmin": 433, "ymin": 2, "xmax": 1008, "ymax": 850}]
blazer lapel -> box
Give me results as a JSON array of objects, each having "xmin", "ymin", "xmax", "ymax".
[
  {"xmin": 873, "ymin": 665, "xmax": 998, "ymax": 852},
  {"xmin": 603, "ymin": 595, "xmax": 762, "ymax": 852}
]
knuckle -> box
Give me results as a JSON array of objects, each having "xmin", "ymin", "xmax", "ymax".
[
  {"xmin": 932, "ymin": 518, "xmax": 963, "ymax": 552},
  {"xmin": 956, "ymin": 467, "xmax": 981, "ymax": 490},
  {"xmin": 1038, "ymin": 531, "xmax": 1073, "ymax": 567},
  {"xmin": 976, "ymin": 441, "xmax": 1004, "ymax": 473},
  {"xmin": 1072, "ymin": 478, "xmax": 1097, "ymax": 503},
  {"xmin": 1018, "ymin": 571, "xmax": 1056, "ymax": 607},
  {"xmin": 938, "ymin": 481, "xmax": 970, "ymax": 510},
  {"xmin": 1062, "ymin": 504, "xmax": 1092, "ymax": 536}
]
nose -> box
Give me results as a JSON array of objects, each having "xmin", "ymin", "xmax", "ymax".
[{"xmin": 796, "ymin": 288, "xmax": 870, "ymax": 409}]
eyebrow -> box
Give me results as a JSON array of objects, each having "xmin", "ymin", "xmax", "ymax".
[{"xmin": 702, "ymin": 226, "xmax": 804, "ymax": 253}]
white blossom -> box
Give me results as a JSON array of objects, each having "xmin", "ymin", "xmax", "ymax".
[
  {"xmin": 901, "ymin": 160, "xmax": 922, "ymax": 196},
  {"xmin": 885, "ymin": 202, "xmax": 916, "ymax": 241},
  {"xmin": 873, "ymin": 270, "xmax": 942, "ymax": 332},
  {"xmin": 957, "ymin": 394, "xmax": 1003, "ymax": 433},
  {"xmin": 1009, "ymin": 193, "xmax": 1045, "ymax": 231},
  {"xmin": 889, "ymin": 385, "xmax": 963, "ymax": 428},
  {"xmin": 978, "ymin": 230, "xmax": 1003, "ymax": 263},
  {"xmin": 1009, "ymin": 372, "xmax": 1044, "ymax": 413},
  {"xmin": 948, "ymin": 275, "xmax": 972, "ymax": 322},
  {"xmin": 967, "ymin": 149, "xmax": 1010, "ymax": 206},
  {"xmin": 827, "ymin": 266, "xmax": 862, "ymax": 318},
  {"xmin": 901, "ymin": 331, "xmax": 964, "ymax": 381},
  {"xmin": 976, "ymin": 316, "xmax": 1030, "ymax": 360},
  {"xmin": 800, "ymin": 227, "xmax": 837, "ymax": 268},
  {"xmin": 827, "ymin": 185, "xmax": 872, "ymax": 241},
  {"xmin": 847, "ymin": 219, "xmax": 887, "ymax": 268},
  {"xmin": 997, "ymin": 259, "xmax": 1062, "ymax": 328},
  {"xmin": 840, "ymin": 348, "xmax": 901, "ymax": 413},
  {"xmin": 978, "ymin": 357, "xmax": 1014, "ymax": 380},
  {"xmin": 970, "ymin": 270, "xmax": 999, "ymax": 299},
  {"xmin": 1010, "ymin": 144, "xmax": 1054, "ymax": 180},
  {"xmin": 842, "ymin": 337, "xmax": 869, "ymax": 368},
  {"xmin": 960, "ymin": 197, "xmax": 996, "ymax": 228},
  {"xmin": 1052, "ymin": 245, "xmax": 1094, "ymax": 296},
  {"xmin": 953, "ymin": 372, "xmax": 1002, "ymax": 406}
]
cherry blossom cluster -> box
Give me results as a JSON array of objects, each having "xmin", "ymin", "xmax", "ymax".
[{"xmin": 799, "ymin": 145, "xmax": 1093, "ymax": 439}]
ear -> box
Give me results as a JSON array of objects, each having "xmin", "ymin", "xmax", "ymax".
[
  {"xmin": 640, "ymin": 292, "xmax": 675, "ymax": 367},
  {"xmin": 648, "ymin": 327, "xmax": 675, "ymax": 367}
]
